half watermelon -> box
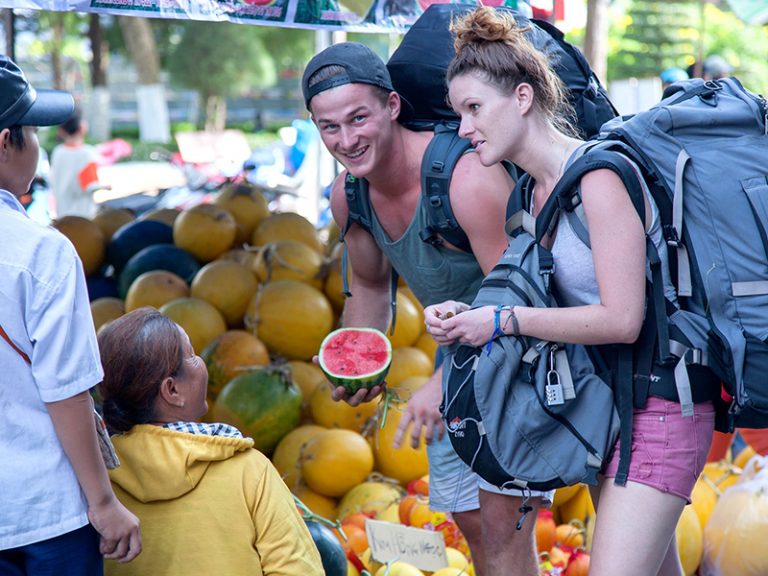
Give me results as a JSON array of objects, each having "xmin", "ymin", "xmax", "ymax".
[{"xmin": 318, "ymin": 327, "xmax": 392, "ymax": 394}]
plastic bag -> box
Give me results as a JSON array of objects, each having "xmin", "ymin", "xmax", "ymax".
[{"xmin": 700, "ymin": 455, "xmax": 768, "ymax": 576}]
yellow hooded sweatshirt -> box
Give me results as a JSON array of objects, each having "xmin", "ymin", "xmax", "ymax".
[{"xmin": 105, "ymin": 425, "xmax": 323, "ymax": 576}]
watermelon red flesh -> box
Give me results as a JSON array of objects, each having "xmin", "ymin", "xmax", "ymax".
[{"xmin": 319, "ymin": 328, "xmax": 391, "ymax": 391}]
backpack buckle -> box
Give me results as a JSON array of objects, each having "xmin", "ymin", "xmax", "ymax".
[
  {"xmin": 663, "ymin": 225, "xmax": 681, "ymax": 247},
  {"xmin": 419, "ymin": 226, "xmax": 443, "ymax": 247}
]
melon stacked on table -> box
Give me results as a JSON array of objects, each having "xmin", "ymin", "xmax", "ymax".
[{"xmin": 53, "ymin": 185, "xmax": 477, "ymax": 572}]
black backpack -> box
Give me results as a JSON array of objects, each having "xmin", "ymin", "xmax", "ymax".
[{"xmin": 343, "ymin": 3, "xmax": 618, "ymax": 254}]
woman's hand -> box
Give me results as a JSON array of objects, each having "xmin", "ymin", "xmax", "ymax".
[
  {"xmin": 440, "ymin": 306, "xmax": 497, "ymax": 347},
  {"xmin": 424, "ymin": 301, "xmax": 471, "ymax": 345}
]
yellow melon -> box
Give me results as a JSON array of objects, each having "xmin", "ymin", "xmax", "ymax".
[
  {"xmin": 702, "ymin": 484, "xmax": 768, "ymax": 576},
  {"xmin": 389, "ymin": 375, "xmax": 429, "ymax": 403},
  {"xmin": 374, "ymin": 562, "xmax": 424, "ymax": 576},
  {"xmin": 335, "ymin": 481, "xmax": 405, "ymax": 520},
  {"xmin": 292, "ymin": 484, "xmax": 338, "ymax": 520},
  {"xmin": 90, "ymin": 297, "xmax": 125, "ymax": 333},
  {"xmin": 139, "ymin": 207, "xmax": 180, "ymax": 227},
  {"xmin": 300, "ymin": 429, "xmax": 375, "ymax": 498},
  {"xmin": 387, "ymin": 291, "xmax": 424, "ymax": 349},
  {"xmin": 244, "ymin": 280, "xmax": 334, "ymax": 361},
  {"xmin": 173, "ymin": 204, "xmax": 237, "ymax": 262},
  {"xmin": 91, "ymin": 207, "xmax": 135, "ymax": 241},
  {"xmin": 414, "ymin": 332, "xmax": 438, "ymax": 364},
  {"xmin": 52, "ymin": 215, "xmax": 106, "ymax": 276},
  {"xmin": 556, "ymin": 484, "xmax": 594, "ymax": 525},
  {"xmin": 159, "ymin": 297, "xmax": 227, "ymax": 354},
  {"xmin": 386, "ymin": 347, "xmax": 434, "ymax": 389},
  {"xmin": 201, "ymin": 330, "xmax": 270, "ymax": 398},
  {"xmin": 734, "ymin": 445, "xmax": 757, "ymax": 469},
  {"xmin": 272, "ymin": 424, "xmax": 327, "ymax": 490},
  {"xmin": 213, "ymin": 183, "xmax": 270, "ymax": 240},
  {"xmin": 190, "ymin": 260, "xmax": 259, "ymax": 327},
  {"xmin": 253, "ymin": 240, "xmax": 324, "ymax": 289},
  {"xmin": 309, "ymin": 382, "xmax": 379, "ymax": 433},
  {"xmin": 251, "ymin": 212, "xmax": 324, "ymax": 254},
  {"xmin": 124, "ymin": 270, "xmax": 190, "ymax": 312},
  {"xmin": 287, "ymin": 360, "xmax": 328, "ymax": 418},
  {"xmin": 677, "ymin": 504, "xmax": 703, "ymax": 576},
  {"xmin": 323, "ymin": 255, "xmax": 347, "ymax": 313},
  {"xmin": 217, "ymin": 247, "xmax": 260, "ymax": 273},
  {"xmin": 691, "ymin": 461, "xmax": 742, "ymax": 529},
  {"xmin": 371, "ymin": 402, "xmax": 429, "ymax": 485}
]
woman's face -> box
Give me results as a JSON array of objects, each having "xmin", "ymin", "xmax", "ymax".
[
  {"xmin": 449, "ymin": 73, "xmax": 520, "ymax": 167},
  {"xmin": 174, "ymin": 327, "xmax": 209, "ymax": 421}
]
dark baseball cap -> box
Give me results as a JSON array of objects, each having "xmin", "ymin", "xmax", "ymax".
[
  {"xmin": 301, "ymin": 42, "xmax": 413, "ymax": 118},
  {"xmin": 0, "ymin": 54, "xmax": 74, "ymax": 132}
]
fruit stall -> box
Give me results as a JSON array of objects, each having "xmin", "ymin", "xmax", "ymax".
[{"xmin": 53, "ymin": 186, "xmax": 768, "ymax": 576}]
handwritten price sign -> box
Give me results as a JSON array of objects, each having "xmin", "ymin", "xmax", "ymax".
[{"xmin": 365, "ymin": 519, "xmax": 449, "ymax": 572}]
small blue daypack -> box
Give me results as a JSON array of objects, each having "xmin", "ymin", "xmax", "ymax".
[
  {"xmin": 441, "ymin": 219, "xmax": 620, "ymax": 494},
  {"xmin": 516, "ymin": 78, "xmax": 768, "ymax": 482}
]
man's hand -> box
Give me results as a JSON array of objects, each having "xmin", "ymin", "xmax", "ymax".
[
  {"xmin": 88, "ymin": 496, "xmax": 141, "ymax": 563},
  {"xmin": 393, "ymin": 373, "xmax": 444, "ymax": 449},
  {"xmin": 312, "ymin": 354, "xmax": 385, "ymax": 406}
]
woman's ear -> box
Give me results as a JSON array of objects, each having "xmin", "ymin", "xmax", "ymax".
[
  {"xmin": 158, "ymin": 376, "xmax": 184, "ymax": 408},
  {"xmin": 515, "ymin": 83, "xmax": 535, "ymax": 115}
]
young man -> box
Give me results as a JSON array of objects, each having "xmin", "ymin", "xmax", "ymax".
[
  {"xmin": 0, "ymin": 55, "xmax": 141, "ymax": 574},
  {"xmin": 303, "ymin": 42, "xmax": 551, "ymax": 575},
  {"xmin": 49, "ymin": 107, "xmax": 101, "ymax": 219}
]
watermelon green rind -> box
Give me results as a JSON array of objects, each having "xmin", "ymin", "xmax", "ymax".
[
  {"xmin": 212, "ymin": 365, "xmax": 301, "ymax": 455},
  {"xmin": 318, "ymin": 327, "xmax": 392, "ymax": 394}
]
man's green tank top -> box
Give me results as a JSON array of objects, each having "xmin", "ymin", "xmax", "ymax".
[{"xmin": 366, "ymin": 193, "xmax": 485, "ymax": 308}]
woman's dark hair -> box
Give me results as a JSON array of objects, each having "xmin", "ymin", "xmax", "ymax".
[
  {"xmin": 97, "ymin": 307, "xmax": 185, "ymax": 433},
  {"xmin": 447, "ymin": 6, "xmax": 578, "ymax": 138}
]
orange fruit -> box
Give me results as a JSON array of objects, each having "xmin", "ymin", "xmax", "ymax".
[
  {"xmin": 191, "ymin": 259, "xmax": 259, "ymax": 327},
  {"xmin": 336, "ymin": 524, "xmax": 369, "ymax": 554},
  {"xmin": 406, "ymin": 496, "xmax": 432, "ymax": 528},
  {"xmin": 555, "ymin": 522, "xmax": 585, "ymax": 548},
  {"xmin": 536, "ymin": 509, "xmax": 557, "ymax": 554},
  {"xmin": 173, "ymin": 204, "xmax": 237, "ymax": 262},
  {"xmin": 341, "ymin": 512, "xmax": 372, "ymax": 532},
  {"xmin": 399, "ymin": 494, "xmax": 418, "ymax": 524},
  {"xmin": 124, "ymin": 270, "xmax": 190, "ymax": 312}
]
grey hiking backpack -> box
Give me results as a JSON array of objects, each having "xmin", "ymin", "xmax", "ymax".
[
  {"xmin": 441, "ymin": 219, "xmax": 620, "ymax": 495},
  {"xmin": 514, "ymin": 77, "xmax": 768, "ymax": 483}
]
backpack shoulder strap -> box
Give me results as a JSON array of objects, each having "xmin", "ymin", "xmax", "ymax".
[
  {"xmin": 419, "ymin": 123, "xmax": 474, "ymax": 253},
  {"xmin": 340, "ymin": 173, "xmax": 400, "ymax": 334}
]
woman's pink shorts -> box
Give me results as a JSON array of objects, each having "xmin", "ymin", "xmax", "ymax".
[{"xmin": 603, "ymin": 396, "xmax": 715, "ymax": 503}]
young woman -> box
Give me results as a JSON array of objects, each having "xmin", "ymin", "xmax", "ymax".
[
  {"xmin": 97, "ymin": 308, "xmax": 323, "ymax": 576},
  {"xmin": 424, "ymin": 7, "xmax": 715, "ymax": 575}
]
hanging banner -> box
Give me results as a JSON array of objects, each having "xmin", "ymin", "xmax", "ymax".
[{"xmin": 0, "ymin": 0, "xmax": 534, "ymax": 33}]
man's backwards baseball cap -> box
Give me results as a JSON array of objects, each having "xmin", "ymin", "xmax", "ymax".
[
  {"xmin": 0, "ymin": 54, "xmax": 74, "ymax": 132},
  {"xmin": 302, "ymin": 42, "xmax": 413, "ymax": 117}
]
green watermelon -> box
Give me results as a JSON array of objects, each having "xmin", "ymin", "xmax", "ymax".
[
  {"xmin": 318, "ymin": 327, "xmax": 392, "ymax": 394},
  {"xmin": 107, "ymin": 219, "xmax": 174, "ymax": 275},
  {"xmin": 304, "ymin": 520, "xmax": 347, "ymax": 576},
  {"xmin": 117, "ymin": 244, "xmax": 201, "ymax": 299},
  {"xmin": 212, "ymin": 365, "xmax": 301, "ymax": 455}
]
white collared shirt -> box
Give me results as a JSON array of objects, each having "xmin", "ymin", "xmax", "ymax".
[{"xmin": 0, "ymin": 188, "xmax": 104, "ymax": 549}]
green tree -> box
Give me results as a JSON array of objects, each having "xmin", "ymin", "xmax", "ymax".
[{"xmin": 166, "ymin": 20, "xmax": 277, "ymax": 131}]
